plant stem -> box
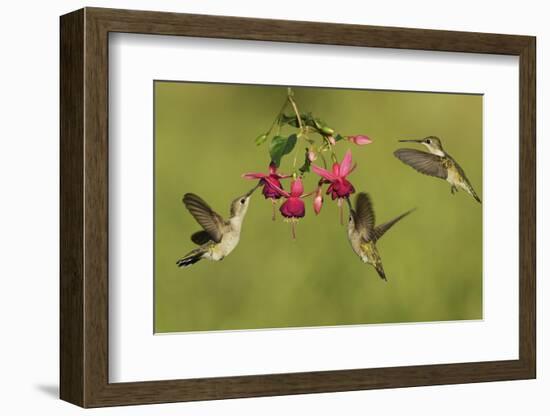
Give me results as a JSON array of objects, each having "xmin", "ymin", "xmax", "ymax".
[
  {"xmin": 322, "ymin": 136, "xmax": 338, "ymax": 163},
  {"xmin": 287, "ymin": 88, "xmax": 304, "ymax": 132},
  {"xmin": 286, "ymin": 87, "xmax": 307, "ymax": 173},
  {"xmin": 265, "ymin": 96, "xmax": 290, "ymax": 137},
  {"xmin": 319, "ymin": 152, "xmax": 328, "ymax": 169},
  {"xmin": 271, "ymin": 199, "xmax": 277, "ymax": 221}
]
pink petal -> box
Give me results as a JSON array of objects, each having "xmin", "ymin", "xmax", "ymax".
[
  {"xmin": 290, "ymin": 178, "xmax": 304, "ymax": 197},
  {"xmin": 262, "ymin": 177, "xmax": 284, "ymax": 199},
  {"xmin": 330, "ymin": 178, "xmax": 355, "ymax": 198},
  {"xmin": 312, "ymin": 164, "xmax": 338, "ymax": 181},
  {"xmin": 331, "ymin": 162, "xmax": 340, "ymax": 176},
  {"xmin": 242, "ymin": 172, "xmax": 266, "ymax": 179},
  {"xmin": 264, "ymin": 176, "xmax": 289, "ymax": 197},
  {"xmin": 339, "ymin": 150, "xmax": 353, "ymax": 177},
  {"xmin": 280, "ymin": 197, "xmax": 305, "ymax": 218}
]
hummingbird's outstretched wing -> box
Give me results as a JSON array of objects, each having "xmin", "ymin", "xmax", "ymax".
[
  {"xmin": 183, "ymin": 193, "xmax": 225, "ymax": 243},
  {"xmin": 371, "ymin": 208, "xmax": 415, "ymax": 242},
  {"xmin": 394, "ymin": 149, "xmax": 447, "ymax": 179},
  {"xmin": 354, "ymin": 192, "xmax": 375, "ymax": 240},
  {"xmin": 190, "ymin": 231, "xmax": 212, "ymax": 245}
]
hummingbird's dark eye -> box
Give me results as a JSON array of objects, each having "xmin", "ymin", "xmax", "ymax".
[
  {"xmin": 240, "ymin": 199, "xmax": 245, "ymax": 204},
  {"xmin": 425, "ymin": 139, "xmax": 431, "ymax": 144}
]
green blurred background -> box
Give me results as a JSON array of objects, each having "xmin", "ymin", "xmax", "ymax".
[{"xmin": 154, "ymin": 81, "xmax": 483, "ymax": 333}]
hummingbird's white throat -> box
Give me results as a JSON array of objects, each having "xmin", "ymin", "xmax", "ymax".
[
  {"xmin": 422, "ymin": 143, "xmax": 445, "ymax": 157},
  {"xmin": 229, "ymin": 215, "xmax": 245, "ymax": 231}
]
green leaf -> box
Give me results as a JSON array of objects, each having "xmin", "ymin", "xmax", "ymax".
[
  {"xmin": 280, "ymin": 113, "xmax": 317, "ymax": 129},
  {"xmin": 269, "ymin": 134, "xmax": 298, "ymax": 167},
  {"xmin": 255, "ymin": 133, "xmax": 268, "ymax": 146},
  {"xmin": 302, "ymin": 113, "xmax": 316, "ymax": 127},
  {"xmin": 279, "ymin": 114, "xmax": 299, "ymax": 128}
]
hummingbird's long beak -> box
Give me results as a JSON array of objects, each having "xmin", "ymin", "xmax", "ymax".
[
  {"xmin": 245, "ymin": 182, "xmax": 261, "ymax": 197},
  {"xmin": 345, "ymin": 196, "xmax": 353, "ymax": 211},
  {"xmin": 398, "ymin": 139, "xmax": 423, "ymax": 143}
]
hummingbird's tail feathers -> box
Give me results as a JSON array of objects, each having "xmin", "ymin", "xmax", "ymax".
[
  {"xmin": 176, "ymin": 248, "xmax": 206, "ymax": 268},
  {"xmin": 374, "ymin": 263, "xmax": 387, "ymax": 281},
  {"xmin": 466, "ymin": 185, "xmax": 482, "ymax": 203},
  {"xmin": 191, "ymin": 230, "xmax": 212, "ymax": 245},
  {"xmin": 372, "ymin": 208, "xmax": 416, "ymax": 242},
  {"xmin": 449, "ymin": 156, "xmax": 481, "ymax": 204}
]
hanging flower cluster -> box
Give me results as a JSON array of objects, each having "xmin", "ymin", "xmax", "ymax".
[{"xmin": 242, "ymin": 88, "xmax": 373, "ymax": 238}]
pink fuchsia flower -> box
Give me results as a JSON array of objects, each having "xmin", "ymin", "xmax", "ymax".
[
  {"xmin": 243, "ymin": 163, "xmax": 290, "ymax": 220},
  {"xmin": 278, "ymin": 178, "xmax": 307, "ymax": 239},
  {"xmin": 242, "ymin": 162, "xmax": 289, "ymax": 199},
  {"xmin": 348, "ymin": 135, "xmax": 372, "ymax": 145},
  {"xmin": 311, "ymin": 150, "xmax": 356, "ymax": 201},
  {"xmin": 313, "ymin": 186, "xmax": 323, "ymax": 215},
  {"xmin": 312, "ymin": 150, "xmax": 356, "ymax": 225},
  {"xmin": 279, "ymin": 178, "xmax": 305, "ymax": 218}
]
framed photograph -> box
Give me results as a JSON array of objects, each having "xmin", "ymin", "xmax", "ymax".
[{"xmin": 60, "ymin": 7, "xmax": 536, "ymax": 408}]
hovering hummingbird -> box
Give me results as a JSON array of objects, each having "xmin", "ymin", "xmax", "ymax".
[
  {"xmin": 347, "ymin": 193, "xmax": 414, "ymax": 281},
  {"xmin": 176, "ymin": 185, "xmax": 259, "ymax": 267},
  {"xmin": 394, "ymin": 136, "xmax": 481, "ymax": 203}
]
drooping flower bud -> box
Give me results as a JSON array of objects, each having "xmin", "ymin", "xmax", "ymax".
[
  {"xmin": 313, "ymin": 187, "xmax": 323, "ymax": 215},
  {"xmin": 348, "ymin": 135, "xmax": 373, "ymax": 145},
  {"xmin": 320, "ymin": 125, "xmax": 335, "ymax": 135}
]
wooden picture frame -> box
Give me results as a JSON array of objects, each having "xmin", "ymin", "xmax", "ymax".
[{"xmin": 60, "ymin": 7, "xmax": 536, "ymax": 408}]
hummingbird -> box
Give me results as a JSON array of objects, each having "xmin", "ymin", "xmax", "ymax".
[
  {"xmin": 347, "ymin": 193, "xmax": 414, "ymax": 281},
  {"xmin": 176, "ymin": 185, "xmax": 259, "ymax": 268},
  {"xmin": 394, "ymin": 136, "xmax": 481, "ymax": 203}
]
